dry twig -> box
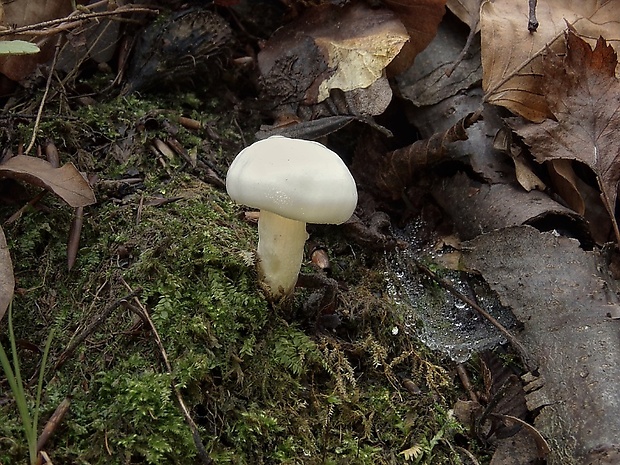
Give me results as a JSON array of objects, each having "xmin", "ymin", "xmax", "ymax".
[
  {"xmin": 0, "ymin": 6, "xmax": 159, "ymax": 38},
  {"xmin": 54, "ymin": 288, "xmax": 143, "ymax": 370},
  {"xmin": 119, "ymin": 279, "xmax": 213, "ymax": 465},
  {"xmin": 25, "ymin": 37, "xmax": 62, "ymax": 156},
  {"xmin": 36, "ymin": 397, "xmax": 71, "ymax": 456},
  {"xmin": 414, "ymin": 261, "xmax": 537, "ymax": 372},
  {"xmin": 528, "ymin": 0, "xmax": 539, "ymax": 32}
]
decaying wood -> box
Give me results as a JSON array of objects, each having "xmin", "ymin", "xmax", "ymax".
[{"xmin": 463, "ymin": 226, "xmax": 620, "ymax": 464}]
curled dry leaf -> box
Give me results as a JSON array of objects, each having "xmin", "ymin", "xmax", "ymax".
[
  {"xmin": 0, "ymin": 155, "xmax": 96, "ymax": 208},
  {"xmin": 0, "ymin": 225, "xmax": 14, "ymax": 321},
  {"xmin": 509, "ymin": 31, "xmax": 620, "ymax": 244},
  {"xmin": 481, "ymin": 0, "xmax": 620, "ymax": 122},
  {"xmin": 356, "ymin": 111, "xmax": 481, "ymax": 200},
  {"xmin": 546, "ymin": 159, "xmax": 585, "ymax": 215}
]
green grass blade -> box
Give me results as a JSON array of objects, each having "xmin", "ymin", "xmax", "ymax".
[
  {"xmin": 1, "ymin": 304, "xmax": 35, "ymax": 450},
  {"xmin": 33, "ymin": 328, "xmax": 55, "ymax": 448}
]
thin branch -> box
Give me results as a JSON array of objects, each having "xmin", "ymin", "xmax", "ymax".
[
  {"xmin": 25, "ymin": 36, "xmax": 61, "ymax": 156},
  {"xmin": 445, "ymin": 15, "xmax": 480, "ymax": 78},
  {"xmin": 36, "ymin": 397, "xmax": 71, "ymax": 454},
  {"xmin": 528, "ymin": 0, "xmax": 539, "ymax": 32},
  {"xmin": 456, "ymin": 363, "xmax": 479, "ymax": 403},
  {"xmin": 53, "ymin": 288, "xmax": 143, "ymax": 370},
  {"xmin": 0, "ymin": 6, "xmax": 159, "ymax": 38},
  {"xmin": 119, "ymin": 279, "xmax": 213, "ymax": 465}
]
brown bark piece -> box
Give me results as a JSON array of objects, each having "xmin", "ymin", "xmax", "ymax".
[{"xmin": 463, "ymin": 226, "xmax": 620, "ymax": 464}]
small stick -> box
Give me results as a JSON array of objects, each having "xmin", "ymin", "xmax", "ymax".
[
  {"xmin": 4, "ymin": 191, "xmax": 47, "ymax": 225},
  {"xmin": 414, "ymin": 261, "xmax": 537, "ymax": 371},
  {"xmin": 445, "ymin": 15, "xmax": 480, "ymax": 78},
  {"xmin": 25, "ymin": 36, "xmax": 61, "ymax": 156},
  {"xmin": 67, "ymin": 206, "xmax": 84, "ymax": 271},
  {"xmin": 456, "ymin": 363, "xmax": 479, "ymax": 403},
  {"xmin": 54, "ymin": 288, "xmax": 143, "ymax": 370},
  {"xmin": 119, "ymin": 279, "xmax": 213, "ymax": 465},
  {"xmin": 136, "ymin": 193, "xmax": 144, "ymax": 225},
  {"xmin": 528, "ymin": 0, "xmax": 538, "ymax": 32},
  {"xmin": 36, "ymin": 397, "xmax": 71, "ymax": 455},
  {"xmin": 0, "ymin": 6, "xmax": 159, "ymax": 37}
]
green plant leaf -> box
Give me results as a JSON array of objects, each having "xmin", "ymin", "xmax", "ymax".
[{"xmin": 0, "ymin": 40, "xmax": 40, "ymax": 56}]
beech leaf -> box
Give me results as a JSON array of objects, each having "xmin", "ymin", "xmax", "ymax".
[
  {"xmin": 480, "ymin": 0, "xmax": 620, "ymax": 122},
  {"xmin": 0, "ymin": 225, "xmax": 14, "ymax": 322},
  {"xmin": 0, "ymin": 156, "xmax": 96, "ymax": 207},
  {"xmin": 510, "ymin": 31, "xmax": 620, "ymax": 243}
]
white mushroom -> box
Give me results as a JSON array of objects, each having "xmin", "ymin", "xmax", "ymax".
[{"xmin": 226, "ymin": 136, "xmax": 358, "ymax": 301}]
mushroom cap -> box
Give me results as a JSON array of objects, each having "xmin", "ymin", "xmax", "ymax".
[{"xmin": 226, "ymin": 136, "xmax": 358, "ymax": 224}]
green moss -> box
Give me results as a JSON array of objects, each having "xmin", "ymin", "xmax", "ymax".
[{"xmin": 0, "ymin": 86, "xmax": 470, "ymax": 464}]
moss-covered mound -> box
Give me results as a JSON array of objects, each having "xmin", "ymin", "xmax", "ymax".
[{"xmin": 0, "ymin": 92, "xmax": 467, "ymax": 464}]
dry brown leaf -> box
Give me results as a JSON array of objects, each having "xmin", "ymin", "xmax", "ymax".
[
  {"xmin": 383, "ymin": 0, "xmax": 447, "ymax": 74},
  {"xmin": 0, "ymin": 156, "xmax": 96, "ymax": 208},
  {"xmin": 481, "ymin": 0, "xmax": 620, "ymax": 122},
  {"xmin": 0, "ymin": 0, "xmax": 70, "ymax": 26},
  {"xmin": 0, "ymin": 225, "xmax": 14, "ymax": 321},
  {"xmin": 446, "ymin": 0, "xmax": 482, "ymax": 31},
  {"xmin": 510, "ymin": 31, "xmax": 620, "ymax": 244},
  {"xmin": 513, "ymin": 156, "xmax": 545, "ymax": 192},
  {"xmin": 547, "ymin": 159, "xmax": 585, "ymax": 215}
]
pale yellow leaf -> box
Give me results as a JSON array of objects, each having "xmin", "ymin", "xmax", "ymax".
[
  {"xmin": 547, "ymin": 159, "xmax": 585, "ymax": 215},
  {"xmin": 514, "ymin": 156, "xmax": 545, "ymax": 192},
  {"xmin": 314, "ymin": 5, "xmax": 408, "ymax": 102}
]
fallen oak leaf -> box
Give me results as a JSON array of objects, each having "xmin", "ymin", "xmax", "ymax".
[
  {"xmin": 480, "ymin": 0, "xmax": 620, "ymax": 122},
  {"xmin": 0, "ymin": 155, "xmax": 96, "ymax": 208},
  {"xmin": 510, "ymin": 30, "xmax": 620, "ymax": 244}
]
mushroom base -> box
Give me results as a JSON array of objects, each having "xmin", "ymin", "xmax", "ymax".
[{"xmin": 257, "ymin": 210, "xmax": 309, "ymax": 301}]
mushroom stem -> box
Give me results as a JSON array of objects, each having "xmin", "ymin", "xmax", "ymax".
[{"xmin": 257, "ymin": 209, "xmax": 309, "ymax": 301}]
